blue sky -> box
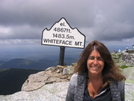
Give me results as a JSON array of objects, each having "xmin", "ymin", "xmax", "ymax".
[{"xmin": 0, "ymin": 0, "xmax": 134, "ymax": 61}]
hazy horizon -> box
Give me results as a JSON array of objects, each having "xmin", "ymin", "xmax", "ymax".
[{"xmin": 0, "ymin": 43, "xmax": 131, "ymax": 61}]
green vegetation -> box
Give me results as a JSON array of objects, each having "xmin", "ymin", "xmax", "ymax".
[
  {"xmin": 119, "ymin": 65, "xmax": 129, "ymax": 69},
  {"xmin": 126, "ymin": 79, "xmax": 134, "ymax": 84},
  {"xmin": 111, "ymin": 53, "xmax": 132, "ymax": 69}
]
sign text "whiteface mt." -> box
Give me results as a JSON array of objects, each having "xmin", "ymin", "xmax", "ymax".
[{"xmin": 42, "ymin": 17, "xmax": 86, "ymax": 48}]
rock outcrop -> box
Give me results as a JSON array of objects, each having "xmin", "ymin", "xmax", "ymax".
[
  {"xmin": 0, "ymin": 65, "xmax": 134, "ymax": 101},
  {"xmin": 0, "ymin": 80, "xmax": 134, "ymax": 101},
  {"xmin": 121, "ymin": 50, "xmax": 134, "ymax": 66},
  {"xmin": 21, "ymin": 65, "xmax": 74, "ymax": 91},
  {"xmin": 0, "ymin": 82, "xmax": 69, "ymax": 101},
  {"xmin": 111, "ymin": 50, "xmax": 134, "ymax": 67}
]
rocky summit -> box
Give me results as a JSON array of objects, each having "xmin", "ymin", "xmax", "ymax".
[
  {"xmin": 0, "ymin": 63, "xmax": 134, "ymax": 101},
  {"xmin": 0, "ymin": 82, "xmax": 134, "ymax": 101}
]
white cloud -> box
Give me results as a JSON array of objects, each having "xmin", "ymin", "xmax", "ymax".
[
  {"xmin": 0, "ymin": 25, "xmax": 42, "ymax": 39},
  {"xmin": 0, "ymin": 39, "xmax": 40, "ymax": 46},
  {"xmin": 0, "ymin": 26, "xmax": 13, "ymax": 37}
]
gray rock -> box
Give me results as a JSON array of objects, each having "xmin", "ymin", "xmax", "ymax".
[
  {"xmin": 125, "ymin": 80, "xmax": 134, "ymax": 101},
  {"xmin": 21, "ymin": 71, "xmax": 50, "ymax": 91},
  {"xmin": 0, "ymin": 82, "xmax": 69, "ymax": 101},
  {"xmin": 123, "ymin": 67, "xmax": 134, "ymax": 81},
  {"xmin": 63, "ymin": 66, "xmax": 74, "ymax": 75},
  {"xmin": 123, "ymin": 67, "xmax": 134, "ymax": 101},
  {"xmin": 121, "ymin": 51, "xmax": 134, "ymax": 66},
  {"xmin": 21, "ymin": 66, "xmax": 72, "ymax": 91},
  {"xmin": 46, "ymin": 67, "xmax": 56, "ymax": 72}
]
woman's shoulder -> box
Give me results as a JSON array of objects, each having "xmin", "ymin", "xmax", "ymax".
[
  {"xmin": 117, "ymin": 80, "xmax": 125, "ymax": 91},
  {"xmin": 110, "ymin": 79, "xmax": 125, "ymax": 91},
  {"xmin": 69, "ymin": 73, "xmax": 78, "ymax": 86},
  {"xmin": 69, "ymin": 73, "xmax": 87, "ymax": 86},
  {"xmin": 112, "ymin": 80, "xmax": 125, "ymax": 86},
  {"xmin": 110, "ymin": 80, "xmax": 125, "ymax": 101}
]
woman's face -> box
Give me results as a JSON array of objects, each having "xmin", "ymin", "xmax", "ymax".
[{"xmin": 87, "ymin": 50, "xmax": 104, "ymax": 76}]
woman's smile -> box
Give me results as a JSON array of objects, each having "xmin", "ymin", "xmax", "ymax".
[{"xmin": 87, "ymin": 50, "xmax": 104, "ymax": 75}]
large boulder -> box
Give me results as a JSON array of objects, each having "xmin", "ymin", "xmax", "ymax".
[
  {"xmin": 21, "ymin": 65, "xmax": 73, "ymax": 91},
  {"xmin": 63, "ymin": 65, "xmax": 74, "ymax": 75},
  {"xmin": 0, "ymin": 82, "xmax": 69, "ymax": 101}
]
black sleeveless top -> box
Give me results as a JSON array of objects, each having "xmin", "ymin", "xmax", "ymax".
[{"xmin": 83, "ymin": 84, "xmax": 112, "ymax": 101}]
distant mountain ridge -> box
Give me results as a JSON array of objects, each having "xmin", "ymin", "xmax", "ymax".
[
  {"xmin": 0, "ymin": 60, "xmax": 4, "ymax": 65},
  {"xmin": 0, "ymin": 57, "xmax": 77, "ymax": 70},
  {"xmin": 0, "ymin": 68, "xmax": 41, "ymax": 95}
]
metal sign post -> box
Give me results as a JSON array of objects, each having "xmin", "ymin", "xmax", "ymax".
[
  {"xmin": 41, "ymin": 17, "xmax": 86, "ymax": 66},
  {"xmin": 59, "ymin": 46, "xmax": 65, "ymax": 65}
]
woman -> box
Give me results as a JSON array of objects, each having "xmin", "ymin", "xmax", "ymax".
[{"xmin": 66, "ymin": 40, "xmax": 125, "ymax": 101}]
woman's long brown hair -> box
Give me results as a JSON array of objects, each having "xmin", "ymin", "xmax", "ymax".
[{"xmin": 74, "ymin": 40, "xmax": 126, "ymax": 82}]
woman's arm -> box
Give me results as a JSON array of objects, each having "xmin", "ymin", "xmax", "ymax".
[
  {"xmin": 66, "ymin": 84, "xmax": 74, "ymax": 101},
  {"xmin": 66, "ymin": 73, "xmax": 78, "ymax": 101},
  {"xmin": 118, "ymin": 81, "xmax": 125, "ymax": 101}
]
